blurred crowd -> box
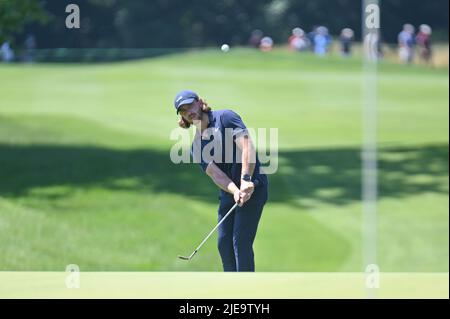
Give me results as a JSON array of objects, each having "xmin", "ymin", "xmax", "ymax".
[
  {"xmin": 248, "ymin": 26, "xmax": 353, "ymax": 57},
  {"xmin": 1, "ymin": 34, "xmax": 37, "ymax": 63},
  {"xmin": 247, "ymin": 23, "xmax": 435, "ymax": 65},
  {"xmin": 0, "ymin": 24, "xmax": 436, "ymax": 65},
  {"xmin": 398, "ymin": 24, "xmax": 433, "ymax": 64}
]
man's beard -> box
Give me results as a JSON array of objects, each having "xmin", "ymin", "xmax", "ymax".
[{"xmin": 189, "ymin": 111, "xmax": 202, "ymax": 123}]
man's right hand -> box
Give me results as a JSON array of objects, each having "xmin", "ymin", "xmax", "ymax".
[{"xmin": 233, "ymin": 189, "xmax": 244, "ymax": 207}]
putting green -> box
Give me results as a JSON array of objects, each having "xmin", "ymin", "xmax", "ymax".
[{"xmin": 0, "ymin": 272, "xmax": 447, "ymax": 299}]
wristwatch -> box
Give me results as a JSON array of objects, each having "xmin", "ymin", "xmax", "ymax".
[{"xmin": 241, "ymin": 174, "xmax": 252, "ymax": 182}]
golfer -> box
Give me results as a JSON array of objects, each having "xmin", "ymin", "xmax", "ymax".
[{"xmin": 174, "ymin": 90, "xmax": 268, "ymax": 272}]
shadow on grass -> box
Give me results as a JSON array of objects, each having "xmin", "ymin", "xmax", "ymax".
[{"xmin": 0, "ymin": 143, "xmax": 448, "ymax": 206}]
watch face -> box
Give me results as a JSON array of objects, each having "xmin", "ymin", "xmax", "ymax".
[{"xmin": 242, "ymin": 174, "xmax": 251, "ymax": 181}]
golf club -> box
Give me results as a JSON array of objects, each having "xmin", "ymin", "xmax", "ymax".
[
  {"xmin": 178, "ymin": 202, "xmax": 238, "ymax": 261},
  {"xmin": 178, "ymin": 179, "xmax": 259, "ymax": 261}
]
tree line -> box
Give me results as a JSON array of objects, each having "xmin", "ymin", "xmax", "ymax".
[{"xmin": 1, "ymin": 0, "xmax": 448, "ymax": 48}]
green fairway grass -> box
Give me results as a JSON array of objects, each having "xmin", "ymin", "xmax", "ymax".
[{"xmin": 0, "ymin": 49, "xmax": 448, "ymax": 272}]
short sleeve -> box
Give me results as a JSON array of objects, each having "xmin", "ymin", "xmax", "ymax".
[{"xmin": 220, "ymin": 110, "xmax": 248, "ymax": 138}]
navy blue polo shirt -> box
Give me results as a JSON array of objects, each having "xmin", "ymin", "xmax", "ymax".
[{"xmin": 191, "ymin": 110, "xmax": 267, "ymax": 193}]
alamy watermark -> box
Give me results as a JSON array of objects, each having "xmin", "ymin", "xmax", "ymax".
[
  {"xmin": 365, "ymin": 264, "xmax": 380, "ymax": 289},
  {"xmin": 65, "ymin": 264, "xmax": 80, "ymax": 289},
  {"xmin": 169, "ymin": 127, "xmax": 279, "ymax": 175},
  {"xmin": 363, "ymin": 1, "xmax": 380, "ymax": 298},
  {"xmin": 363, "ymin": 2, "xmax": 381, "ymax": 62},
  {"xmin": 65, "ymin": 4, "xmax": 80, "ymax": 29}
]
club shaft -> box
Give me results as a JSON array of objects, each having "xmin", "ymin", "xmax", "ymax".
[{"xmin": 192, "ymin": 202, "xmax": 238, "ymax": 254}]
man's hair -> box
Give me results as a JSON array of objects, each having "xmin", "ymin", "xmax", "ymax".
[{"xmin": 178, "ymin": 99, "xmax": 211, "ymax": 129}]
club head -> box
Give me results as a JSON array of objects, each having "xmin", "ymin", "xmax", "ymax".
[
  {"xmin": 177, "ymin": 255, "xmax": 191, "ymax": 261},
  {"xmin": 178, "ymin": 250, "xmax": 197, "ymax": 261}
]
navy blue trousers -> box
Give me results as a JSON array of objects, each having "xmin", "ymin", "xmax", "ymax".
[{"xmin": 217, "ymin": 185, "xmax": 268, "ymax": 272}]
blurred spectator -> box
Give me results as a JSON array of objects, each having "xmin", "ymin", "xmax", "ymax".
[
  {"xmin": 259, "ymin": 36, "xmax": 274, "ymax": 52},
  {"xmin": 307, "ymin": 26, "xmax": 318, "ymax": 52},
  {"xmin": 398, "ymin": 24, "xmax": 415, "ymax": 64},
  {"xmin": 288, "ymin": 27, "xmax": 309, "ymax": 52},
  {"xmin": 24, "ymin": 34, "xmax": 37, "ymax": 63},
  {"xmin": 339, "ymin": 28, "xmax": 354, "ymax": 57},
  {"xmin": 314, "ymin": 26, "xmax": 331, "ymax": 56},
  {"xmin": 1, "ymin": 42, "xmax": 15, "ymax": 63},
  {"xmin": 249, "ymin": 29, "xmax": 263, "ymax": 48},
  {"xmin": 416, "ymin": 24, "xmax": 432, "ymax": 64}
]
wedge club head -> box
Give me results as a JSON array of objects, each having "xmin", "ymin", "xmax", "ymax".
[{"xmin": 178, "ymin": 250, "xmax": 198, "ymax": 261}]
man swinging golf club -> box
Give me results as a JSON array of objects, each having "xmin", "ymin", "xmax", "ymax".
[{"xmin": 174, "ymin": 90, "xmax": 268, "ymax": 272}]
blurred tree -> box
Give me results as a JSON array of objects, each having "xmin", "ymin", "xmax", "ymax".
[
  {"xmin": 0, "ymin": 0, "xmax": 49, "ymax": 43},
  {"xmin": 15, "ymin": 0, "xmax": 449, "ymax": 49}
]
